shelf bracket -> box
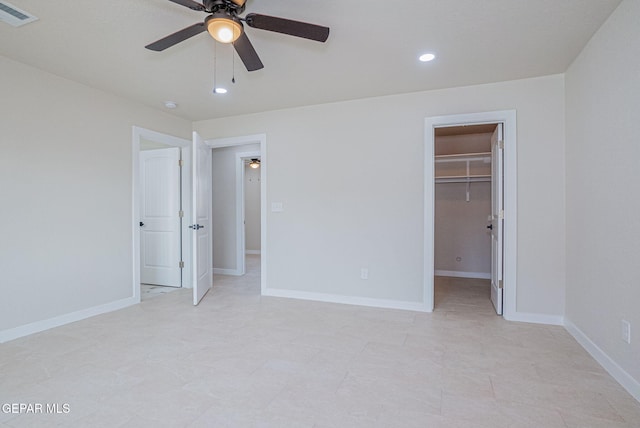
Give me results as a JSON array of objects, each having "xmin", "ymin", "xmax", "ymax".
[
  {"xmin": 466, "ymin": 159, "xmax": 471, "ymax": 202},
  {"xmin": 466, "ymin": 180, "xmax": 470, "ymax": 202}
]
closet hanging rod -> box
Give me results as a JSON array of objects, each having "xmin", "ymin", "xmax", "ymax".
[
  {"xmin": 435, "ymin": 176, "xmax": 491, "ymax": 184},
  {"xmin": 434, "ymin": 151, "xmax": 491, "ymax": 159},
  {"xmin": 435, "ymin": 156, "xmax": 491, "ymax": 164}
]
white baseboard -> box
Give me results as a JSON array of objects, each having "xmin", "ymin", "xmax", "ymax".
[
  {"xmin": 245, "ymin": 250, "xmax": 261, "ymax": 255},
  {"xmin": 564, "ymin": 318, "xmax": 640, "ymax": 402},
  {"xmin": 0, "ymin": 296, "xmax": 137, "ymax": 344},
  {"xmin": 435, "ymin": 270, "xmax": 491, "ymax": 280},
  {"xmin": 212, "ymin": 268, "xmax": 242, "ymax": 276},
  {"xmin": 262, "ymin": 287, "xmax": 430, "ymax": 312},
  {"xmin": 504, "ymin": 311, "xmax": 564, "ymax": 326}
]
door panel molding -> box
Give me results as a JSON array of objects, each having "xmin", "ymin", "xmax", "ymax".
[
  {"xmin": 140, "ymin": 147, "xmax": 182, "ymax": 287},
  {"xmin": 192, "ymin": 131, "xmax": 212, "ymax": 305},
  {"xmin": 490, "ymin": 124, "xmax": 504, "ymax": 315}
]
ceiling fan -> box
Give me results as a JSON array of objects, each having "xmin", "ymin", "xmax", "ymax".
[{"xmin": 145, "ymin": 0, "xmax": 330, "ymax": 72}]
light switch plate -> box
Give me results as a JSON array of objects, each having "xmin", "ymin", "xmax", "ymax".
[
  {"xmin": 271, "ymin": 202, "xmax": 284, "ymax": 212},
  {"xmin": 622, "ymin": 320, "xmax": 631, "ymax": 344}
]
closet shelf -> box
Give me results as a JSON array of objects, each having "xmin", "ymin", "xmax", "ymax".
[
  {"xmin": 434, "ymin": 151, "xmax": 492, "ymax": 202},
  {"xmin": 434, "ymin": 152, "xmax": 491, "ymax": 163},
  {"xmin": 435, "ymin": 150, "xmax": 492, "ymax": 188},
  {"xmin": 435, "ymin": 175, "xmax": 491, "ymax": 184}
]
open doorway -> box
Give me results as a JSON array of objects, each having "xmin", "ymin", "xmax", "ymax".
[
  {"xmin": 433, "ymin": 124, "xmax": 497, "ymax": 313},
  {"xmin": 132, "ymin": 127, "xmax": 192, "ymax": 303},
  {"xmin": 207, "ymin": 134, "xmax": 267, "ymax": 296},
  {"xmin": 424, "ymin": 111, "xmax": 516, "ymax": 318},
  {"xmin": 211, "ymin": 145, "xmax": 260, "ymax": 276},
  {"xmin": 242, "ymin": 155, "xmax": 262, "ymax": 258}
]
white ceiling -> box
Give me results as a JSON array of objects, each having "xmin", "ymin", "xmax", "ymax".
[{"xmin": 0, "ymin": 0, "xmax": 621, "ymax": 121}]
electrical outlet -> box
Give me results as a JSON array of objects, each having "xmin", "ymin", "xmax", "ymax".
[
  {"xmin": 621, "ymin": 320, "xmax": 631, "ymax": 344},
  {"xmin": 360, "ymin": 268, "xmax": 369, "ymax": 280}
]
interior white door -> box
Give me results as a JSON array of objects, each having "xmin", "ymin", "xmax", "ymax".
[
  {"xmin": 192, "ymin": 132, "xmax": 212, "ymax": 305},
  {"xmin": 140, "ymin": 147, "xmax": 182, "ymax": 287},
  {"xmin": 490, "ymin": 124, "xmax": 504, "ymax": 315}
]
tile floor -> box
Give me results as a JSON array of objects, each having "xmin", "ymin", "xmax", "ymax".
[{"xmin": 1, "ymin": 257, "xmax": 639, "ymax": 427}]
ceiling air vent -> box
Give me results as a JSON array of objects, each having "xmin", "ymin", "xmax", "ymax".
[{"xmin": 0, "ymin": 1, "xmax": 37, "ymax": 27}]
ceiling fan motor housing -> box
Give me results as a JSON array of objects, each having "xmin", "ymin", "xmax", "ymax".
[{"xmin": 204, "ymin": 0, "xmax": 246, "ymax": 15}]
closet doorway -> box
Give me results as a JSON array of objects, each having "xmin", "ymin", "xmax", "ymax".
[
  {"xmin": 433, "ymin": 124, "xmax": 501, "ymax": 313},
  {"xmin": 424, "ymin": 111, "xmax": 516, "ymax": 318}
]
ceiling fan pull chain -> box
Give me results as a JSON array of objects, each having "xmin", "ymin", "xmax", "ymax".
[
  {"xmin": 232, "ymin": 36, "xmax": 236, "ymax": 84},
  {"xmin": 212, "ymin": 40, "xmax": 218, "ymax": 93}
]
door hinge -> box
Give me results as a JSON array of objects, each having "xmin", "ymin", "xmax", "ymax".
[
  {"xmin": 179, "ymin": 210, "xmax": 184, "ymax": 218},
  {"xmin": 498, "ymin": 140, "xmax": 504, "ymax": 150},
  {"xmin": 178, "ymin": 159, "xmax": 184, "ymax": 167},
  {"xmin": 179, "ymin": 261, "xmax": 184, "ymax": 269},
  {"xmin": 499, "ymin": 210, "xmax": 504, "ymax": 219},
  {"xmin": 499, "ymin": 279, "xmax": 504, "ymax": 289}
]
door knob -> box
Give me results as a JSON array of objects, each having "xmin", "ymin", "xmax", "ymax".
[
  {"xmin": 189, "ymin": 224, "xmax": 204, "ymax": 230},
  {"xmin": 486, "ymin": 224, "xmax": 493, "ymax": 230},
  {"xmin": 139, "ymin": 222, "xmax": 145, "ymax": 227}
]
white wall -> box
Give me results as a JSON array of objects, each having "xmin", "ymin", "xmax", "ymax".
[
  {"xmin": 245, "ymin": 164, "xmax": 261, "ymax": 253},
  {"xmin": 194, "ymin": 74, "xmax": 566, "ymax": 315},
  {"xmin": 0, "ymin": 56, "xmax": 191, "ymax": 338},
  {"xmin": 435, "ymin": 182, "xmax": 491, "ymax": 277},
  {"xmin": 211, "ymin": 144, "xmax": 260, "ymax": 272},
  {"xmin": 565, "ymin": 0, "xmax": 640, "ymax": 389}
]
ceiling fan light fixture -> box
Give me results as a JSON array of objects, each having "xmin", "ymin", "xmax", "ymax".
[
  {"xmin": 145, "ymin": 1, "xmax": 330, "ymax": 73},
  {"xmin": 206, "ymin": 13, "xmax": 243, "ymax": 44},
  {"xmin": 249, "ymin": 158, "xmax": 260, "ymax": 169}
]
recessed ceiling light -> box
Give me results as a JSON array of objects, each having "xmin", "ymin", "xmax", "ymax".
[
  {"xmin": 419, "ymin": 53, "xmax": 436, "ymax": 62},
  {"xmin": 214, "ymin": 87, "xmax": 228, "ymax": 94},
  {"xmin": 164, "ymin": 101, "xmax": 178, "ymax": 109}
]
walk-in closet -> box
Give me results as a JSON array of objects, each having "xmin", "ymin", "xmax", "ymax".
[{"xmin": 434, "ymin": 124, "xmax": 498, "ymax": 308}]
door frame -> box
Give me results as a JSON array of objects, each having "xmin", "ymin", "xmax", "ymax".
[
  {"xmin": 207, "ymin": 134, "xmax": 267, "ymax": 293},
  {"xmin": 236, "ymin": 151, "xmax": 261, "ymax": 275},
  {"xmin": 424, "ymin": 110, "xmax": 517, "ymax": 318},
  {"xmin": 132, "ymin": 126, "xmax": 192, "ymax": 303}
]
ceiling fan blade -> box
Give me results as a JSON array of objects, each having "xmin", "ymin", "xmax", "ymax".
[
  {"xmin": 145, "ymin": 22, "xmax": 206, "ymax": 51},
  {"xmin": 245, "ymin": 13, "xmax": 329, "ymax": 42},
  {"xmin": 233, "ymin": 32, "xmax": 264, "ymax": 71},
  {"xmin": 167, "ymin": 0, "xmax": 206, "ymax": 11}
]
